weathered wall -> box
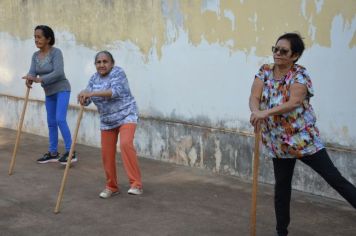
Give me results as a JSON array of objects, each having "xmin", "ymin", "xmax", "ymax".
[
  {"xmin": 0, "ymin": 0, "xmax": 355, "ymax": 200},
  {"xmin": 1, "ymin": 96, "xmax": 355, "ymax": 201}
]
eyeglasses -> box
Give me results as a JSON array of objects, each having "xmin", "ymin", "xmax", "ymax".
[{"xmin": 272, "ymin": 46, "xmax": 290, "ymax": 56}]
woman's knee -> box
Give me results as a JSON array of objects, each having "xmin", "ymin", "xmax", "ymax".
[
  {"xmin": 47, "ymin": 118, "xmax": 57, "ymax": 127},
  {"xmin": 56, "ymin": 117, "xmax": 68, "ymax": 126},
  {"xmin": 274, "ymin": 176, "xmax": 294, "ymax": 191},
  {"xmin": 120, "ymin": 139, "xmax": 134, "ymax": 151}
]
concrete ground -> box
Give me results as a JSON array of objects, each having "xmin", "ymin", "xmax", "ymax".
[{"xmin": 0, "ymin": 127, "xmax": 355, "ymax": 236}]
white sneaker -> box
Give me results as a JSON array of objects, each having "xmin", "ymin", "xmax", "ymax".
[
  {"xmin": 127, "ymin": 187, "xmax": 143, "ymax": 195},
  {"xmin": 99, "ymin": 189, "xmax": 119, "ymax": 199}
]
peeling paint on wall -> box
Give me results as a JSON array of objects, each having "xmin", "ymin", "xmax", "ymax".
[
  {"xmin": 213, "ymin": 138, "xmax": 222, "ymax": 173},
  {"xmin": 0, "ymin": 0, "xmax": 355, "ymax": 59},
  {"xmin": 1, "ymin": 95, "xmax": 355, "ymax": 201},
  {"xmin": 178, "ymin": 0, "xmax": 356, "ymax": 55},
  {"xmin": 0, "ymin": 0, "xmax": 167, "ymax": 58},
  {"xmin": 199, "ymin": 136, "xmax": 204, "ymax": 168}
]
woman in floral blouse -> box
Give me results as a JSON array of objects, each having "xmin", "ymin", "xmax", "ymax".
[
  {"xmin": 249, "ymin": 32, "xmax": 356, "ymax": 236},
  {"xmin": 78, "ymin": 51, "xmax": 142, "ymax": 198}
]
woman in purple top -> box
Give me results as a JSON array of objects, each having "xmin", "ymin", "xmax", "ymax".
[
  {"xmin": 78, "ymin": 51, "xmax": 143, "ymax": 198},
  {"xmin": 22, "ymin": 25, "xmax": 76, "ymax": 164},
  {"xmin": 249, "ymin": 32, "xmax": 356, "ymax": 236}
]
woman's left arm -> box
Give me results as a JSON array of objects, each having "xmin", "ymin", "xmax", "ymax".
[
  {"xmin": 251, "ymin": 83, "xmax": 307, "ymax": 124},
  {"xmin": 267, "ymin": 83, "xmax": 307, "ymax": 115},
  {"xmin": 110, "ymin": 70, "xmax": 128, "ymax": 98},
  {"xmin": 89, "ymin": 90, "xmax": 112, "ymax": 97},
  {"xmin": 78, "ymin": 89, "xmax": 112, "ymax": 101}
]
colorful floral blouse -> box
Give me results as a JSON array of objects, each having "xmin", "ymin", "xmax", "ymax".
[{"xmin": 255, "ymin": 64, "xmax": 324, "ymax": 158}]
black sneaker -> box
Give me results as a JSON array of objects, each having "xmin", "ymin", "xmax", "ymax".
[
  {"xmin": 58, "ymin": 151, "xmax": 77, "ymax": 165},
  {"xmin": 37, "ymin": 152, "xmax": 59, "ymax": 164}
]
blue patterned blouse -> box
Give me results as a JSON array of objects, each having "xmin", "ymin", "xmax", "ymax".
[{"xmin": 84, "ymin": 66, "xmax": 138, "ymax": 130}]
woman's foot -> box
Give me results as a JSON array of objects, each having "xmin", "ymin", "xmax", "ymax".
[
  {"xmin": 127, "ymin": 187, "xmax": 143, "ymax": 195},
  {"xmin": 99, "ymin": 189, "xmax": 120, "ymax": 199},
  {"xmin": 37, "ymin": 152, "xmax": 59, "ymax": 163},
  {"xmin": 58, "ymin": 151, "xmax": 77, "ymax": 165}
]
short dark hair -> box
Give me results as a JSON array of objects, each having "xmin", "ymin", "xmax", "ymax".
[
  {"xmin": 94, "ymin": 51, "xmax": 115, "ymax": 64},
  {"xmin": 35, "ymin": 25, "xmax": 55, "ymax": 45},
  {"xmin": 276, "ymin": 32, "xmax": 305, "ymax": 62}
]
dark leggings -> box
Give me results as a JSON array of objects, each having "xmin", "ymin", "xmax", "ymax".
[{"xmin": 273, "ymin": 149, "xmax": 356, "ymax": 236}]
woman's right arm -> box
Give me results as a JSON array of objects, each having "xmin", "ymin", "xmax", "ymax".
[
  {"xmin": 249, "ymin": 78, "xmax": 266, "ymax": 129},
  {"xmin": 249, "ymin": 78, "xmax": 263, "ymax": 112},
  {"xmin": 78, "ymin": 77, "xmax": 94, "ymax": 106},
  {"xmin": 23, "ymin": 54, "xmax": 37, "ymax": 88},
  {"xmin": 28, "ymin": 54, "xmax": 37, "ymax": 77}
]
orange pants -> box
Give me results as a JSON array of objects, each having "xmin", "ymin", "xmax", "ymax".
[{"xmin": 101, "ymin": 123, "xmax": 142, "ymax": 192}]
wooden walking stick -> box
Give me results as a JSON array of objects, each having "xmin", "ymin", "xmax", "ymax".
[
  {"xmin": 9, "ymin": 86, "xmax": 31, "ymax": 175},
  {"xmin": 54, "ymin": 105, "xmax": 84, "ymax": 214},
  {"xmin": 250, "ymin": 129, "xmax": 261, "ymax": 236}
]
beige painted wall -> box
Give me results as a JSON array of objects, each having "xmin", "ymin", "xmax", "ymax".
[{"xmin": 1, "ymin": 0, "xmax": 355, "ymax": 56}]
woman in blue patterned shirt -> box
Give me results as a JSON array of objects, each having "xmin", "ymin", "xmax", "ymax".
[
  {"xmin": 78, "ymin": 51, "xmax": 143, "ymax": 198},
  {"xmin": 249, "ymin": 32, "xmax": 356, "ymax": 236}
]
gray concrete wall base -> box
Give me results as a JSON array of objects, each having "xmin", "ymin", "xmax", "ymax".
[
  {"xmin": 135, "ymin": 117, "xmax": 355, "ymax": 202},
  {"xmin": 1, "ymin": 94, "xmax": 354, "ymax": 201}
]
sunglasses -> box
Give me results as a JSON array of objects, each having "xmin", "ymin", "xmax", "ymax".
[{"xmin": 272, "ymin": 46, "xmax": 290, "ymax": 56}]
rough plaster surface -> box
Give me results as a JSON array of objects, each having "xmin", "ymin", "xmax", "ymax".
[{"xmin": 1, "ymin": 96, "xmax": 354, "ymax": 201}]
